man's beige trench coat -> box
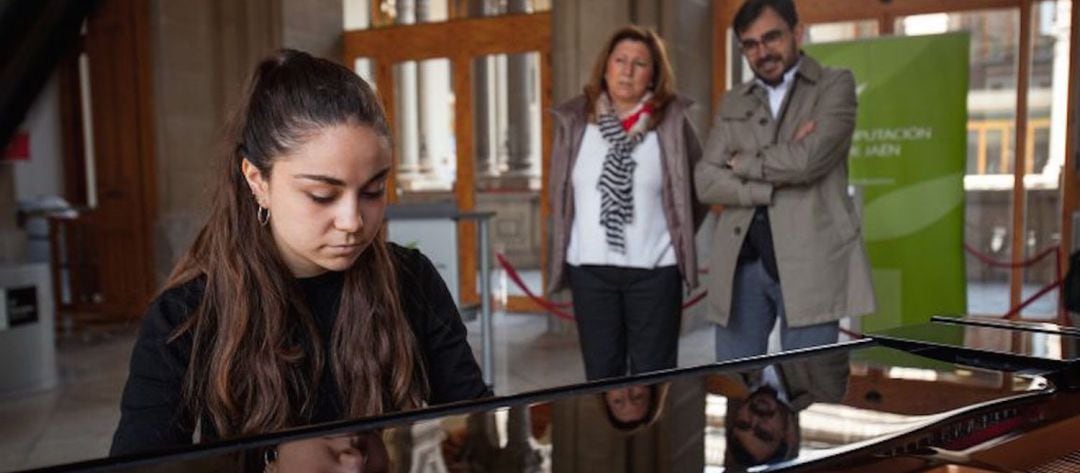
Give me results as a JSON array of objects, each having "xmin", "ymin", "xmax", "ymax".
[{"xmin": 695, "ymin": 55, "xmax": 875, "ymax": 328}]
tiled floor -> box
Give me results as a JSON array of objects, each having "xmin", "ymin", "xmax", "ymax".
[
  {"xmin": 0, "ymin": 276, "xmax": 1061, "ymax": 471},
  {"xmin": 0, "ymin": 328, "xmax": 132, "ymax": 471},
  {"xmin": 0, "ymin": 309, "xmax": 714, "ymax": 472}
]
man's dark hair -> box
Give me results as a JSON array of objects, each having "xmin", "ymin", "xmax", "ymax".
[{"xmin": 733, "ymin": 0, "xmax": 799, "ymax": 34}]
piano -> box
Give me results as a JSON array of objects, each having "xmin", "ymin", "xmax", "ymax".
[{"xmin": 21, "ymin": 317, "xmax": 1077, "ymax": 472}]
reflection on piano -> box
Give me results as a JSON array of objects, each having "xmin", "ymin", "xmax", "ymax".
[{"xmin": 19, "ymin": 318, "xmax": 1080, "ymax": 472}]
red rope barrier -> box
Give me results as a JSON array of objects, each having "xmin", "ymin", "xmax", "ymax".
[
  {"xmin": 963, "ymin": 244, "xmax": 1066, "ymax": 323},
  {"xmin": 1001, "ymin": 278, "xmax": 1063, "ymax": 320},
  {"xmin": 495, "ymin": 253, "xmax": 575, "ymax": 321},
  {"xmin": 839, "ymin": 327, "xmax": 864, "ymax": 339},
  {"xmin": 681, "ymin": 291, "xmax": 708, "ymax": 310},
  {"xmin": 963, "ymin": 243, "xmax": 1058, "ymax": 269},
  {"xmin": 498, "ymin": 242, "xmax": 1070, "ymax": 330},
  {"xmin": 494, "ymin": 252, "xmax": 709, "ymax": 322},
  {"xmin": 494, "ymin": 253, "xmax": 572, "ymax": 308},
  {"xmin": 838, "ymin": 275, "xmax": 1065, "ymax": 340}
]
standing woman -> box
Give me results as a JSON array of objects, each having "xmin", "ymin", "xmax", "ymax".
[
  {"xmin": 111, "ymin": 49, "xmax": 489, "ymax": 456},
  {"xmin": 547, "ymin": 26, "xmax": 705, "ymax": 381}
]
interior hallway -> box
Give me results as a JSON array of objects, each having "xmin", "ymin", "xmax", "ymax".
[{"xmin": 0, "ymin": 268, "xmax": 1058, "ymax": 471}]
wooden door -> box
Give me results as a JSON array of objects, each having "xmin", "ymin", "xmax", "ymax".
[
  {"xmin": 344, "ymin": 13, "xmax": 552, "ymax": 308},
  {"xmin": 54, "ymin": 0, "xmax": 156, "ymax": 323}
]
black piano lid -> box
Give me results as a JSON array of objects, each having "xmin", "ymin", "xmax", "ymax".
[
  {"xmin": 930, "ymin": 314, "xmax": 1080, "ymax": 336},
  {"xmin": 869, "ymin": 317, "xmax": 1080, "ymax": 375},
  {"xmin": 23, "ymin": 337, "xmax": 1062, "ymax": 473},
  {"xmin": 21, "ymin": 339, "xmax": 863, "ymax": 473}
]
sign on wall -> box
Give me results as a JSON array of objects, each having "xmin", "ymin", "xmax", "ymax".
[
  {"xmin": 806, "ymin": 33, "xmax": 969, "ymax": 331},
  {"xmin": 0, "ymin": 285, "xmax": 39, "ymax": 329}
]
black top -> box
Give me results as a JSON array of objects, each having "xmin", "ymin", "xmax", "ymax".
[{"xmin": 110, "ymin": 244, "xmax": 490, "ymax": 456}]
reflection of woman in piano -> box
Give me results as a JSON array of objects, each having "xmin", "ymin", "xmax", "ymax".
[
  {"xmin": 550, "ymin": 382, "xmax": 674, "ymax": 472},
  {"xmin": 110, "ymin": 49, "xmax": 489, "ymax": 456},
  {"xmin": 602, "ymin": 383, "xmax": 669, "ymax": 432}
]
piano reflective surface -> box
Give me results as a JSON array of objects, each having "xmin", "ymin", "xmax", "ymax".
[{"xmin": 28, "ymin": 318, "xmax": 1079, "ymax": 473}]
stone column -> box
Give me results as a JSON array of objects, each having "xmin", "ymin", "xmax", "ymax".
[
  {"xmin": 344, "ymin": 0, "xmax": 373, "ymax": 83},
  {"xmin": 471, "ymin": 0, "xmax": 500, "ymax": 180},
  {"xmin": 633, "ymin": 0, "xmax": 661, "ymax": 31},
  {"xmin": 394, "ymin": 0, "xmax": 422, "ymax": 189},
  {"xmin": 551, "ymin": 0, "xmax": 631, "ymax": 104},
  {"xmin": 152, "ymin": 0, "xmax": 281, "ymax": 281},
  {"xmin": 660, "ymin": 0, "xmax": 712, "ymax": 133},
  {"xmin": 416, "ymin": 0, "xmax": 453, "ymax": 189},
  {"xmin": 503, "ymin": 0, "xmax": 539, "ymax": 188},
  {"xmin": 494, "ymin": 54, "xmax": 509, "ymax": 174},
  {"xmin": 492, "ymin": 0, "xmax": 510, "ymax": 177},
  {"xmin": 152, "ymin": 0, "xmax": 357, "ymax": 280},
  {"xmin": 281, "ymin": 0, "xmax": 343, "ymax": 60}
]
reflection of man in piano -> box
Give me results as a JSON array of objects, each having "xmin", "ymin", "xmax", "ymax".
[
  {"xmin": 726, "ymin": 385, "xmax": 798, "ymax": 466},
  {"xmin": 721, "ymin": 352, "xmax": 850, "ymax": 469},
  {"xmin": 258, "ymin": 431, "xmax": 389, "ymax": 473}
]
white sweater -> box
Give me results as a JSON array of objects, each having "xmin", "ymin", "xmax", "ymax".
[{"xmin": 566, "ymin": 124, "xmax": 676, "ymax": 268}]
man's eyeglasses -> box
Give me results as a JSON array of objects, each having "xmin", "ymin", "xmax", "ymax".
[{"xmin": 739, "ymin": 29, "xmax": 787, "ymax": 54}]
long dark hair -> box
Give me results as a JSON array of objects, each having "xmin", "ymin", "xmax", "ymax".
[
  {"xmin": 583, "ymin": 25, "xmax": 677, "ymax": 127},
  {"xmin": 166, "ymin": 49, "xmax": 425, "ymax": 439}
]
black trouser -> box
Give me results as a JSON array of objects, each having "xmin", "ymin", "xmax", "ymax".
[{"xmin": 567, "ymin": 264, "xmax": 682, "ymax": 380}]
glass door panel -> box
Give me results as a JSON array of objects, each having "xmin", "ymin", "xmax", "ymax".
[
  {"xmin": 391, "ymin": 58, "xmax": 457, "ymax": 203},
  {"xmin": 471, "ymin": 51, "xmax": 544, "ymax": 304},
  {"xmin": 1020, "ymin": 0, "xmax": 1071, "ymax": 318}
]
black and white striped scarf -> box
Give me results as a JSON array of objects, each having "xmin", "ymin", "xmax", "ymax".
[{"xmin": 596, "ymin": 93, "xmax": 651, "ymax": 254}]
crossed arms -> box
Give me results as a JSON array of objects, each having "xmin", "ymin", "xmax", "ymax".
[{"xmin": 694, "ymin": 70, "xmax": 857, "ymax": 208}]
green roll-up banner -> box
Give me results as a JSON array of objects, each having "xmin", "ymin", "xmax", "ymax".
[{"xmin": 805, "ymin": 33, "xmax": 969, "ymax": 331}]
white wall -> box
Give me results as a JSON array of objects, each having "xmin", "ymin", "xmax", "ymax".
[{"xmin": 14, "ymin": 75, "xmax": 63, "ymax": 202}]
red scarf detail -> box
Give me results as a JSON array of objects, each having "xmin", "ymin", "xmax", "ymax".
[{"xmin": 620, "ymin": 102, "xmax": 653, "ymax": 132}]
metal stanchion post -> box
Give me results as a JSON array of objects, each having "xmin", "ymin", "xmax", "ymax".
[
  {"xmin": 479, "ymin": 217, "xmax": 494, "ymax": 388},
  {"xmin": 386, "ymin": 206, "xmax": 497, "ymax": 387}
]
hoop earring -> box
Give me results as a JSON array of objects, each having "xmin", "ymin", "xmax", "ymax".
[
  {"xmin": 257, "ymin": 205, "xmax": 270, "ymax": 226},
  {"xmin": 262, "ymin": 446, "xmax": 278, "ymax": 472}
]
